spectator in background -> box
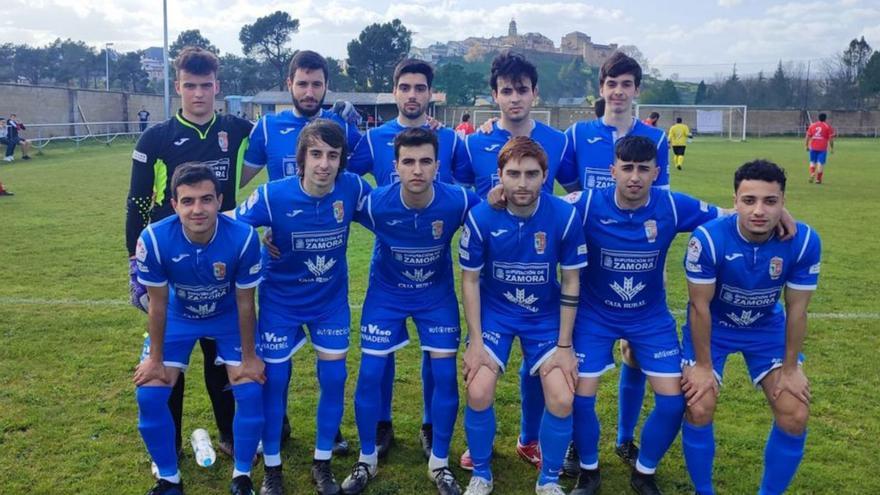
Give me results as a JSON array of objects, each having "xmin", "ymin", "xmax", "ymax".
[
  {"xmin": 137, "ymin": 106, "xmax": 151, "ymax": 132},
  {"xmin": 5, "ymin": 114, "xmax": 32, "ymax": 161},
  {"xmin": 642, "ymin": 111, "xmax": 660, "ymax": 127},
  {"xmin": 455, "ymin": 112, "xmax": 476, "ymax": 138}
]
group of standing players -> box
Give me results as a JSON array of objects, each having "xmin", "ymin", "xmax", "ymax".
[{"xmin": 126, "ymin": 46, "xmax": 821, "ymax": 495}]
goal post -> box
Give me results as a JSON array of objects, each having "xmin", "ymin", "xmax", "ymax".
[{"xmin": 635, "ymin": 103, "xmax": 748, "ymax": 141}]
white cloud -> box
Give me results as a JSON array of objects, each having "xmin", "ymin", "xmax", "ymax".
[{"xmin": 718, "ymin": 0, "xmax": 742, "ymax": 6}]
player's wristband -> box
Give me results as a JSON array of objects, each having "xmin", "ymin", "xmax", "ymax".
[{"xmin": 560, "ymin": 294, "xmax": 578, "ymax": 307}]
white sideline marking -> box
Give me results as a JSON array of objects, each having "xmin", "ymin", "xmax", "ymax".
[{"xmin": 0, "ymin": 297, "xmax": 877, "ymax": 320}]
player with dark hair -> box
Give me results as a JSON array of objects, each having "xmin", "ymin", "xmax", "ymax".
[
  {"xmin": 459, "ymin": 136, "xmax": 586, "ymax": 495},
  {"xmin": 642, "ymin": 112, "xmax": 660, "ymax": 127},
  {"xmin": 234, "ymin": 119, "xmax": 371, "ymax": 495},
  {"xmin": 348, "ymin": 57, "xmax": 471, "ymax": 460},
  {"xmin": 681, "ymin": 160, "xmax": 820, "ymax": 495},
  {"xmin": 125, "ymin": 46, "xmax": 254, "ymax": 465},
  {"xmin": 134, "ymin": 162, "xmax": 265, "ymax": 495},
  {"xmin": 341, "ymin": 127, "xmax": 479, "ymax": 495},
  {"xmin": 669, "ymin": 117, "xmax": 691, "ymax": 171},
  {"xmin": 805, "ymin": 113, "xmax": 834, "ymax": 184}
]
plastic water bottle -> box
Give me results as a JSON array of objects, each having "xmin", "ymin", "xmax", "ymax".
[{"xmin": 190, "ymin": 428, "xmax": 216, "ymax": 467}]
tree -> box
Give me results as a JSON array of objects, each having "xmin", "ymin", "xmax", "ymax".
[
  {"xmin": 716, "ymin": 67, "xmax": 747, "ymax": 104},
  {"xmin": 170, "ymin": 29, "xmax": 219, "ymax": 60},
  {"xmin": 240, "ymin": 11, "xmax": 299, "ymax": 90},
  {"xmin": 346, "ymin": 19, "xmax": 412, "ymax": 92},
  {"xmin": 46, "ymin": 38, "xmax": 96, "ymax": 88},
  {"xmin": 768, "ymin": 61, "xmax": 791, "ymax": 108},
  {"xmin": 557, "ymin": 56, "xmax": 591, "ymax": 98},
  {"xmin": 639, "ymin": 79, "xmax": 680, "ymax": 104},
  {"xmin": 840, "ymin": 36, "xmax": 872, "ymax": 83},
  {"xmin": 0, "ymin": 44, "xmax": 15, "ymax": 82},
  {"xmin": 12, "ymin": 44, "xmax": 46, "ymax": 84},
  {"xmin": 433, "ymin": 63, "xmax": 484, "ymax": 105},
  {"xmin": 694, "ymin": 80, "xmax": 708, "ymax": 105},
  {"xmin": 859, "ymin": 51, "xmax": 880, "ymax": 99},
  {"xmin": 218, "ymin": 53, "xmax": 271, "ymax": 95},
  {"xmin": 327, "ymin": 57, "xmax": 356, "ymax": 92},
  {"xmin": 114, "ymin": 51, "xmax": 150, "ymax": 92}
]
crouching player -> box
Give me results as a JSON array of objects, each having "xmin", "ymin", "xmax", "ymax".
[
  {"xmin": 133, "ymin": 163, "xmax": 265, "ymax": 495},
  {"xmin": 459, "ymin": 137, "xmax": 587, "ymax": 495},
  {"xmin": 681, "ymin": 160, "xmax": 821, "ymax": 495}
]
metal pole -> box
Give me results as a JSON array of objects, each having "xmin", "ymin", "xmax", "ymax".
[
  {"xmin": 163, "ymin": 0, "xmax": 170, "ymax": 119},
  {"xmin": 105, "ymin": 43, "xmax": 113, "ymax": 91}
]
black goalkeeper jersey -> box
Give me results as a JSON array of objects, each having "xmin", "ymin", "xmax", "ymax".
[{"xmin": 125, "ymin": 110, "xmax": 253, "ymax": 256}]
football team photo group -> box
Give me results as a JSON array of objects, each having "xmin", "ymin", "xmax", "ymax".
[{"xmin": 121, "ymin": 40, "xmax": 824, "ymax": 495}]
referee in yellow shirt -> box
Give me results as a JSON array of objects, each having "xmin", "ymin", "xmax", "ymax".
[{"xmin": 668, "ymin": 117, "xmax": 690, "ymax": 170}]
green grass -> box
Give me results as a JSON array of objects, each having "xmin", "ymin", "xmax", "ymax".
[{"xmin": 0, "ymin": 136, "xmax": 878, "ymax": 493}]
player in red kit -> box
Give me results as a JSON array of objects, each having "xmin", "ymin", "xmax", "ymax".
[{"xmin": 805, "ymin": 113, "xmax": 834, "ymax": 184}]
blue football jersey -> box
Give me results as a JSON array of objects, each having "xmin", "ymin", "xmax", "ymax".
[
  {"xmin": 135, "ymin": 214, "xmax": 262, "ymax": 325},
  {"xmin": 348, "ymin": 118, "xmax": 470, "ymax": 186},
  {"xmin": 684, "ymin": 216, "xmax": 821, "ymax": 331},
  {"xmin": 356, "ymin": 181, "xmax": 480, "ymax": 300},
  {"xmin": 243, "ymin": 109, "xmax": 362, "ymax": 182},
  {"xmin": 234, "ymin": 172, "xmax": 371, "ymax": 319},
  {"xmin": 461, "ymin": 120, "xmax": 573, "ymax": 198},
  {"xmin": 460, "ymin": 193, "xmax": 588, "ymax": 337},
  {"xmin": 565, "ymin": 186, "xmax": 720, "ymax": 325},
  {"xmin": 559, "ymin": 117, "xmax": 670, "ymax": 190}
]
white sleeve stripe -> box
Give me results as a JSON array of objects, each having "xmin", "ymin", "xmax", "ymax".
[
  {"xmin": 796, "ymin": 226, "xmax": 812, "ymax": 263},
  {"xmin": 262, "ymin": 185, "xmax": 273, "ymax": 224},
  {"xmin": 461, "ymin": 264, "xmax": 483, "ymax": 271},
  {"xmin": 561, "ymin": 261, "xmax": 588, "ymax": 270},
  {"xmin": 571, "ymin": 124, "xmax": 578, "ymax": 153},
  {"xmin": 786, "ymin": 282, "xmax": 817, "ymax": 291},
  {"xmin": 686, "ymin": 276, "xmax": 716, "ymax": 285},
  {"xmin": 559, "ymin": 134, "xmax": 569, "ymax": 163},
  {"xmin": 464, "ymin": 137, "xmax": 474, "ymax": 163},
  {"xmin": 366, "ymin": 196, "xmax": 375, "ymax": 228},
  {"xmin": 236, "ymin": 278, "xmax": 263, "ymax": 289},
  {"xmin": 696, "ymin": 225, "xmax": 716, "ymax": 264},
  {"xmin": 243, "ymin": 160, "xmax": 265, "ymax": 169},
  {"xmin": 668, "ymin": 191, "xmax": 679, "ymax": 228},
  {"xmin": 657, "ymin": 131, "xmax": 667, "ymax": 148},
  {"xmin": 467, "ymin": 211, "xmax": 484, "ymax": 242},
  {"xmin": 138, "ymin": 277, "xmax": 167, "ymax": 287},
  {"xmin": 146, "ymin": 226, "xmax": 162, "ymax": 265},
  {"xmin": 240, "ymin": 226, "xmax": 255, "ymax": 259},
  {"xmin": 583, "ymin": 188, "xmax": 594, "ymax": 225},
  {"xmin": 367, "ymin": 131, "xmax": 375, "ymax": 162},
  {"xmin": 460, "ymin": 187, "xmax": 468, "ymax": 224},
  {"xmin": 562, "ymin": 208, "xmax": 576, "ymax": 239},
  {"xmin": 262, "ymin": 117, "xmax": 268, "ymax": 145}
]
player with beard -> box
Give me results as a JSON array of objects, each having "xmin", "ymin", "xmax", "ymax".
[{"xmin": 240, "ymin": 50, "xmax": 362, "ymax": 185}]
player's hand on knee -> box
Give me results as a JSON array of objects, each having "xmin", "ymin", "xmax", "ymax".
[
  {"xmin": 231, "ymin": 356, "xmax": 266, "ymax": 385},
  {"xmin": 772, "ymin": 367, "xmax": 810, "ymax": 405},
  {"xmin": 134, "ymin": 357, "xmax": 169, "ymax": 386},
  {"xmin": 682, "ymin": 364, "xmax": 718, "ymax": 406},
  {"xmin": 462, "ymin": 343, "xmax": 497, "ymax": 386},
  {"xmin": 129, "ymin": 259, "xmax": 149, "ymax": 313},
  {"xmin": 262, "ymin": 228, "xmax": 281, "ymax": 259},
  {"xmin": 540, "ymin": 347, "xmax": 578, "ymax": 393}
]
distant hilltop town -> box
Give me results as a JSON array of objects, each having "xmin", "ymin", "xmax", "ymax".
[{"xmin": 410, "ymin": 19, "xmax": 619, "ymax": 66}]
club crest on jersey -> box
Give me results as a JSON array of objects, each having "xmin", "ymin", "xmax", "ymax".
[
  {"xmin": 213, "ymin": 262, "xmax": 226, "ymax": 280},
  {"xmin": 644, "ymin": 219, "xmax": 658, "ymax": 243},
  {"xmin": 218, "ymin": 131, "xmax": 229, "ymax": 152},
  {"xmin": 769, "ymin": 257, "xmax": 783, "ymax": 280},
  {"xmin": 534, "ymin": 231, "xmax": 546, "ymax": 255},
  {"xmin": 333, "ymin": 200, "xmax": 344, "ymax": 223},
  {"xmin": 432, "ymin": 220, "xmax": 444, "ymax": 240}
]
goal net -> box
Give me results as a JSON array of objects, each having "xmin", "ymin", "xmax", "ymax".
[{"xmin": 635, "ymin": 104, "xmax": 748, "ymax": 141}]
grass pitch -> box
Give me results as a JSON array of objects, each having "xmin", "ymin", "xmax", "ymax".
[{"xmin": 0, "ymin": 136, "xmax": 878, "ymax": 494}]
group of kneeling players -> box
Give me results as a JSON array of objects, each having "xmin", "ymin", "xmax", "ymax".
[{"xmin": 126, "ymin": 46, "xmax": 821, "ymax": 495}]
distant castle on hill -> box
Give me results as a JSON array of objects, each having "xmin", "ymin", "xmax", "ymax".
[{"xmin": 410, "ymin": 19, "xmax": 620, "ymax": 67}]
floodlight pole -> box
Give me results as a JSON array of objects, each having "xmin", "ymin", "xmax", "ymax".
[
  {"xmin": 163, "ymin": 0, "xmax": 170, "ymax": 119},
  {"xmin": 105, "ymin": 42, "xmax": 114, "ymax": 91}
]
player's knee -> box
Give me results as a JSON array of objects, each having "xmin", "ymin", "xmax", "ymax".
[
  {"xmin": 357, "ymin": 354, "xmax": 387, "ymax": 389},
  {"xmin": 543, "ymin": 380, "xmax": 574, "ymax": 416},
  {"xmin": 775, "ymin": 401, "xmax": 809, "ymax": 434},
  {"xmin": 467, "ymin": 379, "xmax": 495, "ymax": 410},
  {"xmin": 686, "ymin": 397, "xmax": 716, "ymax": 425}
]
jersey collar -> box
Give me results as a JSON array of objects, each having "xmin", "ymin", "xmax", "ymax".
[
  {"xmin": 398, "ymin": 182, "xmax": 436, "ymax": 210},
  {"xmin": 180, "ymin": 217, "xmax": 219, "ymax": 246},
  {"xmin": 612, "ymin": 187, "xmax": 651, "ymax": 213},
  {"xmin": 506, "ymin": 194, "xmax": 542, "ymax": 220},
  {"xmin": 176, "ymin": 110, "xmax": 217, "ymax": 140},
  {"xmin": 733, "ymin": 215, "xmax": 777, "ymax": 245}
]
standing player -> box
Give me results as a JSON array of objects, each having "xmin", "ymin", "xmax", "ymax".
[
  {"xmin": 133, "ymin": 163, "xmax": 265, "ymax": 495},
  {"xmin": 341, "ymin": 128, "xmax": 478, "ymax": 495},
  {"xmin": 347, "ymin": 58, "xmax": 471, "ymax": 458},
  {"xmin": 457, "ymin": 51, "xmax": 572, "ymax": 471},
  {"xmin": 234, "ymin": 120, "xmax": 371, "ymax": 495},
  {"xmin": 681, "ymin": 160, "xmax": 820, "ymax": 495},
  {"xmin": 805, "ymin": 113, "xmax": 834, "ymax": 184},
  {"xmin": 565, "ymin": 136, "xmax": 724, "ymax": 495},
  {"xmin": 557, "ymin": 51, "xmax": 670, "ymax": 472},
  {"xmin": 125, "ymin": 46, "xmax": 253, "ymax": 461},
  {"xmin": 459, "ymin": 137, "xmax": 586, "ymax": 495},
  {"xmin": 456, "ymin": 113, "xmax": 476, "ymax": 138},
  {"xmin": 668, "ymin": 117, "xmax": 691, "ymax": 171},
  {"xmin": 642, "ymin": 112, "xmax": 660, "ymax": 127},
  {"xmin": 240, "ymin": 50, "xmax": 362, "ymax": 185},
  {"xmin": 138, "ymin": 106, "xmax": 151, "ymax": 132}
]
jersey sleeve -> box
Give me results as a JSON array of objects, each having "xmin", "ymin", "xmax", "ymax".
[
  {"xmin": 235, "ymin": 185, "xmax": 272, "ymax": 227},
  {"xmin": 459, "ymin": 211, "xmax": 485, "ymax": 271},
  {"xmin": 126, "ymin": 128, "xmax": 161, "ymax": 256},
  {"xmin": 347, "ymin": 130, "xmax": 374, "ymax": 176},
  {"xmin": 452, "ymin": 133, "xmax": 475, "ymax": 187},
  {"xmin": 556, "ymin": 126, "xmax": 580, "ymax": 189},
  {"xmin": 345, "ymin": 122, "xmax": 363, "ymax": 154},
  {"xmin": 672, "ymin": 192, "xmax": 721, "ymax": 233},
  {"xmin": 654, "ymin": 132, "xmax": 670, "ymax": 188},
  {"xmin": 353, "ymin": 192, "xmax": 376, "ymax": 231},
  {"xmin": 787, "ymin": 226, "xmax": 821, "ymax": 291},
  {"xmin": 243, "ymin": 117, "xmax": 267, "ymax": 169},
  {"xmin": 684, "ymin": 226, "xmax": 717, "ymax": 284},
  {"xmin": 560, "ymin": 207, "xmax": 588, "ymax": 269},
  {"xmin": 235, "ymin": 226, "xmax": 263, "ymax": 289},
  {"xmin": 135, "ymin": 227, "xmax": 167, "ymax": 287}
]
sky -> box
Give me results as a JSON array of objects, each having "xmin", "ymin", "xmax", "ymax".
[{"xmin": 2, "ymin": 0, "xmax": 879, "ymax": 80}]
